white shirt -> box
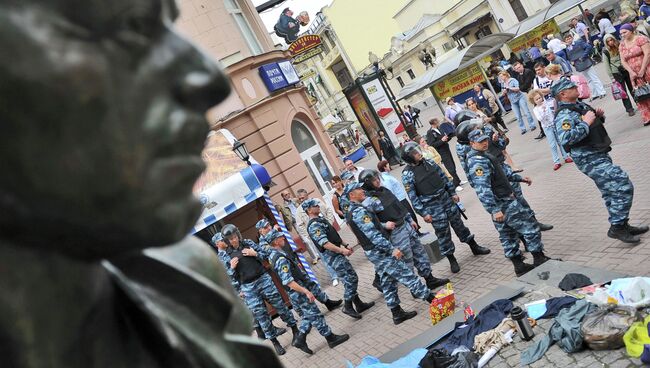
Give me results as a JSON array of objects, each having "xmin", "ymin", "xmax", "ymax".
[
  {"xmin": 347, "ymin": 166, "xmax": 366, "ymax": 181},
  {"xmin": 533, "ymin": 75, "xmax": 553, "ymax": 101},
  {"xmin": 532, "ymin": 103, "xmax": 555, "ymax": 129},
  {"xmin": 598, "ymin": 18, "xmax": 616, "ymax": 35},
  {"xmin": 547, "ymin": 38, "xmax": 565, "ymax": 53}
]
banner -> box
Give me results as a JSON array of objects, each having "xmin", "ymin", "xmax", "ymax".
[
  {"xmin": 360, "ymin": 78, "xmax": 401, "ymax": 147},
  {"xmin": 507, "ymin": 19, "xmax": 560, "ymax": 53},
  {"xmin": 347, "ymin": 88, "xmax": 381, "ymax": 155},
  {"xmin": 431, "ymin": 63, "xmax": 485, "ymax": 101}
]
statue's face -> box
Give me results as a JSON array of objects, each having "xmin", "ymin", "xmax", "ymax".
[{"xmin": 0, "ymin": 0, "xmax": 231, "ymax": 258}]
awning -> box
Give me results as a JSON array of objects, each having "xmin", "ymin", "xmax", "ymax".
[
  {"xmin": 397, "ymin": 33, "xmax": 515, "ymax": 100},
  {"xmin": 326, "ymin": 120, "xmax": 356, "ymax": 135},
  {"xmin": 191, "ymin": 129, "xmax": 265, "ymax": 234},
  {"xmin": 505, "ymin": 0, "xmax": 588, "ymax": 38}
]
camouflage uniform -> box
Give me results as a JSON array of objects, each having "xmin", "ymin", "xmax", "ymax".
[
  {"xmin": 466, "ymin": 149, "xmax": 543, "ymax": 258},
  {"xmin": 555, "ymin": 101, "xmax": 633, "ymax": 225},
  {"xmin": 347, "ymin": 202, "xmax": 429, "ymax": 308},
  {"xmin": 227, "ymin": 239, "xmax": 297, "ymax": 339},
  {"xmin": 307, "ymin": 220, "xmax": 359, "ymax": 302},
  {"xmin": 363, "ymin": 195, "xmax": 432, "ymax": 277},
  {"xmin": 270, "ymin": 250, "xmax": 332, "ymax": 336},
  {"xmin": 402, "ymin": 158, "xmax": 474, "ymax": 256}
]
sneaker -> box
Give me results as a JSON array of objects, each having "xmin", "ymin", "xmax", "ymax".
[
  {"xmin": 521, "ymin": 130, "xmax": 527, "ymax": 135},
  {"xmin": 455, "ymin": 186, "xmax": 464, "ymax": 192},
  {"xmin": 553, "ymin": 163, "xmax": 561, "ymax": 171},
  {"xmin": 460, "ymin": 180, "xmax": 468, "ymax": 185},
  {"xmin": 332, "ymin": 279, "xmax": 339, "ymax": 287},
  {"xmin": 564, "ymin": 157, "xmax": 573, "ymax": 163},
  {"xmin": 628, "ymin": 110, "xmax": 636, "ymax": 117},
  {"xmin": 530, "ymin": 126, "xmax": 537, "ymax": 131}
]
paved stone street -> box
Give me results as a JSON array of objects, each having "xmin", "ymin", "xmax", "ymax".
[{"xmin": 276, "ymin": 64, "xmax": 650, "ymax": 367}]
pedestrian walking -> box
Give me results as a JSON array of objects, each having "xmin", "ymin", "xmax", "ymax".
[
  {"xmin": 444, "ymin": 97, "xmax": 464, "ymax": 126},
  {"xmin": 544, "ymin": 49, "xmax": 573, "ymax": 75},
  {"xmin": 409, "ymin": 105, "xmax": 423, "ymax": 128},
  {"xmin": 425, "ymin": 118, "xmax": 465, "ymax": 191},
  {"xmin": 619, "ymin": 23, "xmax": 650, "ymax": 126},
  {"xmin": 547, "ymin": 34, "xmax": 568, "ymax": 61},
  {"xmin": 564, "ymin": 34, "xmax": 607, "ymax": 99},
  {"xmin": 570, "ymin": 17, "xmax": 590, "ymax": 42},
  {"xmin": 498, "ymin": 70, "xmax": 537, "ymax": 134},
  {"xmin": 221, "ymin": 224, "xmax": 299, "ymax": 355},
  {"xmin": 345, "ymin": 183, "xmax": 436, "ymax": 325},
  {"xmin": 472, "ymin": 83, "xmax": 508, "ymax": 131},
  {"xmin": 266, "ymin": 230, "xmax": 349, "ymax": 355},
  {"xmin": 331, "ymin": 175, "xmax": 346, "ymax": 219},
  {"xmin": 552, "ymin": 78, "xmax": 648, "ymax": 243},
  {"xmin": 596, "ymin": 12, "xmax": 617, "ymax": 38},
  {"xmin": 528, "ymin": 90, "xmax": 573, "ymax": 170},
  {"xmin": 603, "ymin": 34, "xmax": 636, "ymax": 116},
  {"xmin": 304, "ymin": 199, "xmax": 375, "ymax": 319},
  {"xmin": 378, "ymin": 130, "xmax": 404, "ymax": 166},
  {"xmin": 401, "ymin": 142, "xmax": 490, "ymax": 273},
  {"xmin": 359, "ymin": 169, "xmax": 449, "ymax": 289},
  {"xmin": 465, "ymin": 130, "xmax": 557, "ymax": 276}
]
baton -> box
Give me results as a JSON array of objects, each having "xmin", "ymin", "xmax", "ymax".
[{"xmin": 457, "ymin": 204, "xmax": 468, "ymax": 220}]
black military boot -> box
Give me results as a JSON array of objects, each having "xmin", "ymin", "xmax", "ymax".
[
  {"xmin": 274, "ymin": 326, "xmax": 287, "ymax": 337},
  {"xmin": 447, "ymin": 255, "xmax": 460, "ymax": 273},
  {"xmin": 391, "ymin": 305, "xmax": 417, "ymax": 325},
  {"xmin": 291, "ymin": 331, "xmax": 313, "ymax": 355},
  {"xmin": 271, "ymin": 338, "xmax": 286, "ymax": 356},
  {"xmin": 467, "ymin": 238, "xmax": 491, "ymax": 255},
  {"xmin": 519, "ymin": 235, "xmax": 529, "ymax": 252},
  {"xmin": 290, "ymin": 324, "xmax": 299, "ymax": 342},
  {"xmin": 254, "ymin": 325, "xmax": 265, "ymax": 339},
  {"xmin": 341, "ymin": 300, "xmax": 362, "ymax": 319},
  {"xmin": 532, "ymin": 251, "xmax": 552, "ymax": 267},
  {"xmin": 372, "ymin": 272, "xmax": 383, "ymax": 292},
  {"xmin": 424, "ymin": 274, "xmax": 449, "ymax": 290},
  {"xmin": 425, "ymin": 292, "xmax": 436, "ymax": 303},
  {"xmin": 325, "ymin": 332, "xmax": 350, "ymax": 348},
  {"xmin": 353, "ymin": 295, "xmax": 375, "ymax": 313},
  {"xmin": 537, "ymin": 222, "xmax": 554, "ymax": 231},
  {"xmin": 625, "ymin": 221, "xmax": 649, "ymax": 235},
  {"xmin": 608, "ymin": 224, "xmax": 641, "ymax": 244},
  {"xmin": 324, "ymin": 298, "xmax": 343, "ymax": 311},
  {"xmin": 511, "ymin": 255, "xmax": 535, "ymax": 277}
]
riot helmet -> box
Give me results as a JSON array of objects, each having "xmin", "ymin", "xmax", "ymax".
[
  {"xmin": 359, "ymin": 169, "xmax": 380, "ymax": 190},
  {"xmin": 401, "ymin": 142, "xmax": 423, "ymax": 165},
  {"xmin": 221, "ymin": 224, "xmax": 242, "ymax": 246}
]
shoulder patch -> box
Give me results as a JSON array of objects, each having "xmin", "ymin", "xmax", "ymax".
[
  {"xmin": 475, "ymin": 167, "xmax": 484, "ymax": 176},
  {"xmin": 315, "ymin": 229, "xmax": 321, "ymax": 236},
  {"xmin": 362, "ymin": 214, "xmax": 371, "ymax": 223},
  {"xmin": 281, "ymin": 265, "xmax": 289, "ymax": 273},
  {"xmin": 561, "ymin": 121, "xmax": 571, "ymax": 131}
]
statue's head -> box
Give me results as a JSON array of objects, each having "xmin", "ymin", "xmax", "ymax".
[{"xmin": 0, "ymin": 0, "xmax": 231, "ymax": 259}]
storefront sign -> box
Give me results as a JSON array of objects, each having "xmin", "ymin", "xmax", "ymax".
[
  {"xmin": 300, "ymin": 69, "xmax": 317, "ymax": 80},
  {"xmin": 431, "ymin": 63, "xmax": 485, "ymax": 100},
  {"xmin": 360, "ymin": 78, "xmax": 401, "ymax": 147},
  {"xmin": 347, "ymin": 88, "xmax": 382, "ymax": 156},
  {"xmin": 259, "ymin": 61, "xmax": 300, "ymax": 92},
  {"xmin": 288, "ymin": 35, "xmax": 322, "ymax": 56},
  {"xmin": 507, "ymin": 19, "xmax": 560, "ymax": 53},
  {"xmin": 293, "ymin": 45, "xmax": 324, "ymax": 64}
]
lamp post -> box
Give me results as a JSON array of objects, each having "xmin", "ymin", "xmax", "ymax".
[
  {"xmin": 368, "ymin": 52, "xmax": 416, "ymax": 139},
  {"xmin": 232, "ymin": 140, "xmax": 251, "ymax": 165}
]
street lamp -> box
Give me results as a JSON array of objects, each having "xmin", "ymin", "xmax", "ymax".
[
  {"xmin": 368, "ymin": 52, "xmax": 394, "ymax": 79},
  {"xmin": 232, "ymin": 140, "xmax": 250, "ymax": 165},
  {"xmin": 418, "ymin": 42, "xmax": 437, "ymax": 69}
]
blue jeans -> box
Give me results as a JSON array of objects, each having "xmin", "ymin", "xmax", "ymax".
[
  {"xmin": 510, "ymin": 94, "xmax": 536, "ymax": 132},
  {"xmin": 542, "ymin": 125, "xmax": 569, "ymax": 164}
]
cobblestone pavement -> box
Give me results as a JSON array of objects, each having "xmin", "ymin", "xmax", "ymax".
[{"xmin": 276, "ymin": 63, "xmax": 650, "ymax": 367}]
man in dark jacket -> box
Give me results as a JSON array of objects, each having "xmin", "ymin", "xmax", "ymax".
[
  {"xmin": 426, "ymin": 118, "xmax": 464, "ymax": 191},
  {"xmin": 513, "ymin": 61, "xmax": 545, "ymax": 139},
  {"xmin": 378, "ymin": 130, "xmax": 404, "ymax": 166}
]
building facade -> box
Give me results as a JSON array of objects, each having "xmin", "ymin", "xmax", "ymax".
[{"xmin": 176, "ymin": 0, "xmax": 344, "ymax": 218}]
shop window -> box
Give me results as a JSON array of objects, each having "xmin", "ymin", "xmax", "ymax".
[
  {"xmin": 291, "ymin": 121, "xmax": 317, "ymax": 153},
  {"xmin": 407, "ymin": 69, "xmax": 416, "ymax": 80},
  {"xmin": 224, "ymin": 0, "xmax": 263, "ymax": 55},
  {"xmin": 396, "ymin": 76, "xmax": 405, "ymax": 87},
  {"xmin": 332, "ymin": 60, "xmax": 353, "ymax": 88},
  {"xmin": 475, "ymin": 25, "xmax": 492, "ymax": 39},
  {"xmin": 509, "ymin": 0, "xmax": 528, "ymax": 22}
]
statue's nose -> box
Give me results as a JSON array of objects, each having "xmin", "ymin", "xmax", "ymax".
[{"xmin": 174, "ymin": 49, "xmax": 231, "ymax": 113}]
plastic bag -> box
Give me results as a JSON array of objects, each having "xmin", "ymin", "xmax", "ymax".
[
  {"xmin": 430, "ymin": 283, "xmax": 455, "ymax": 325},
  {"xmin": 611, "ymin": 81, "xmax": 628, "ymax": 100},
  {"xmin": 623, "ymin": 315, "xmax": 650, "ymax": 363},
  {"xmin": 581, "ymin": 306, "xmax": 640, "ymax": 350},
  {"xmin": 419, "ymin": 346, "xmax": 478, "ymax": 368}
]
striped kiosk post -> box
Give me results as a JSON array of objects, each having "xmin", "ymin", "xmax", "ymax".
[{"xmin": 262, "ymin": 192, "xmax": 319, "ymax": 284}]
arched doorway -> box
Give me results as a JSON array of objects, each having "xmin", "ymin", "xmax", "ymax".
[{"xmin": 291, "ymin": 120, "xmax": 335, "ymax": 197}]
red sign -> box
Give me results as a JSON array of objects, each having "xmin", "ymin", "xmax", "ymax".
[{"xmin": 288, "ymin": 35, "xmax": 323, "ymax": 56}]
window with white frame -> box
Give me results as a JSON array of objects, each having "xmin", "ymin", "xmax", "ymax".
[{"xmin": 224, "ymin": 0, "xmax": 263, "ymax": 55}]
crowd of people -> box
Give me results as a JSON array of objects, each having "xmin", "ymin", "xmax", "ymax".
[{"xmin": 205, "ymin": 4, "xmax": 650, "ymax": 359}]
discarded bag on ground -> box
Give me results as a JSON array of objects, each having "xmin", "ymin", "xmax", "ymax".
[
  {"xmin": 419, "ymin": 346, "xmax": 478, "ymax": 368},
  {"xmin": 430, "ymin": 283, "xmax": 455, "ymax": 325},
  {"xmin": 623, "ymin": 315, "xmax": 650, "ymax": 363},
  {"xmin": 581, "ymin": 305, "xmax": 640, "ymax": 350}
]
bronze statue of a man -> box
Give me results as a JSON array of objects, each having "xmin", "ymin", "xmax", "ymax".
[{"xmin": 0, "ymin": 0, "xmax": 283, "ymax": 366}]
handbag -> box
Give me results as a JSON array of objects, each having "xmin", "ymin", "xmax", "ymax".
[
  {"xmin": 633, "ymin": 78, "xmax": 650, "ymax": 102},
  {"xmin": 611, "ymin": 81, "xmax": 628, "ymax": 100}
]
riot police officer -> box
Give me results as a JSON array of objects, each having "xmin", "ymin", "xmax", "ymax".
[
  {"xmin": 553, "ymin": 79, "xmax": 648, "ymax": 243},
  {"xmin": 304, "ymin": 198, "xmax": 374, "ymax": 319},
  {"xmin": 266, "ymin": 230, "xmax": 350, "ymax": 355},
  {"xmin": 359, "ymin": 169, "xmax": 449, "ymax": 290},
  {"xmin": 466, "ymin": 130, "xmax": 557, "ymax": 276},
  {"xmin": 345, "ymin": 183, "xmax": 436, "ymax": 325},
  {"xmin": 401, "ymin": 142, "xmax": 490, "ymax": 273},
  {"xmin": 221, "ymin": 224, "xmax": 298, "ymax": 355}
]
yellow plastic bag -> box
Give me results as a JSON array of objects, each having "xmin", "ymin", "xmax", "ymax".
[
  {"xmin": 429, "ymin": 283, "xmax": 455, "ymax": 325},
  {"xmin": 623, "ymin": 315, "xmax": 650, "ymax": 359}
]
